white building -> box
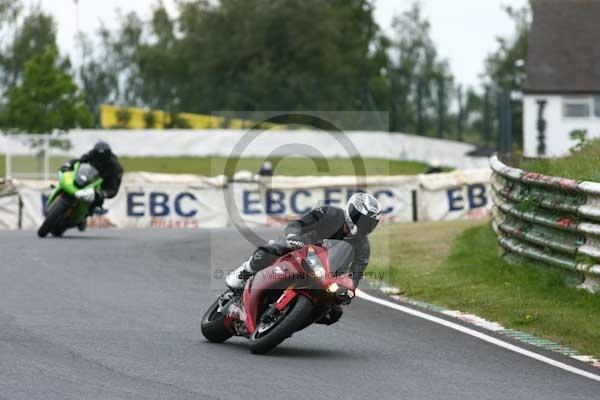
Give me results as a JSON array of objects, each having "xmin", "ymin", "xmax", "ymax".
[{"xmin": 523, "ymin": 0, "xmax": 600, "ymax": 158}]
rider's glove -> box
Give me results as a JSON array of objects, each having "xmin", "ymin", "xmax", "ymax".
[
  {"xmin": 335, "ymin": 287, "xmax": 354, "ymax": 305},
  {"xmin": 340, "ymin": 294, "xmax": 353, "ymax": 305},
  {"xmin": 95, "ymin": 189, "xmax": 105, "ymax": 202},
  {"xmin": 285, "ymin": 234, "xmax": 304, "ymax": 249},
  {"xmin": 74, "ymin": 188, "xmax": 96, "ymax": 202},
  {"xmin": 59, "ymin": 162, "xmax": 72, "ymax": 172}
]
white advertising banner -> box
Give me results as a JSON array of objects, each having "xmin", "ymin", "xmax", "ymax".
[
  {"xmin": 14, "ymin": 174, "xmax": 229, "ymax": 230},
  {"xmin": 14, "ymin": 180, "xmax": 48, "ymax": 230},
  {"xmin": 7, "ymin": 169, "xmax": 491, "ymax": 230},
  {"xmin": 108, "ymin": 184, "xmax": 229, "ymax": 229},
  {"xmin": 0, "ymin": 193, "xmax": 19, "ymax": 229},
  {"xmin": 418, "ymin": 169, "xmax": 492, "ymax": 221},
  {"xmin": 230, "ymin": 175, "xmax": 419, "ymax": 229}
]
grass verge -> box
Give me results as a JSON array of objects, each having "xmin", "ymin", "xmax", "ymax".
[
  {"xmin": 0, "ymin": 155, "xmax": 432, "ymax": 177},
  {"xmin": 521, "ymin": 139, "xmax": 600, "ymax": 182},
  {"xmin": 369, "ymin": 220, "xmax": 600, "ymax": 358}
]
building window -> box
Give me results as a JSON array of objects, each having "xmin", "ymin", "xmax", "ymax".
[
  {"xmin": 594, "ymin": 96, "xmax": 600, "ymax": 117},
  {"xmin": 563, "ymin": 97, "xmax": 591, "ymax": 118}
]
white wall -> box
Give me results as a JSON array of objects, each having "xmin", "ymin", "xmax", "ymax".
[
  {"xmin": 524, "ymin": 94, "xmax": 600, "ymax": 157},
  {"xmin": 0, "ymin": 129, "xmax": 490, "ymax": 169}
]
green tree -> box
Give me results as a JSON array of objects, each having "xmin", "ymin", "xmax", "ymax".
[
  {"xmin": 2, "ymin": 48, "xmax": 93, "ymax": 133},
  {"xmin": 483, "ymin": 3, "xmax": 531, "ymax": 147},
  {"xmin": 1, "ymin": 7, "xmax": 59, "ymax": 88},
  {"xmin": 0, "ymin": 0, "xmax": 21, "ymax": 117},
  {"xmin": 389, "ymin": 2, "xmax": 453, "ymax": 134},
  {"xmin": 135, "ymin": 3, "xmax": 184, "ymax": 115},
  {"xmin": 484, "ymin": 5, "xmax": 530, "ymax": 91},
  {"xmin": 77, "ymin": 11, "xmax": 145, "ymax": 126},
  {"xmin": 107, "ymin": 11, "xmax": 144, "ymax": 106},
  {"xmin": 97, "ymin": 0, "xmax": 388, "ymax": 121},
  {"xmin": 0, "ymin": 0, "xmax": 20, "ymax": 29},
  {"xmin": 0, "ymin": 0, "xmax": 21, "ymax": 56},
  {"xmin": 77, "ymin": 32, "xmax": 120, "ymax": 127}
]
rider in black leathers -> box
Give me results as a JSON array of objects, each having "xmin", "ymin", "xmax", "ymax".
[
  {"xmin": 225, "ymin": 192, "xmax": 382, "ymax": 325},
  {"xmin": 61, "ymin": 141, "xmax": 123, "ymax": 224}
]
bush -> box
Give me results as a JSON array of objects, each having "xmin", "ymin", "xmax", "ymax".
[{"xmin": 522, "ymin": 139, "xmax": 600, "ymax": 182}]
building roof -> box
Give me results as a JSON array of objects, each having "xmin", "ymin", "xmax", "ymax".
[{"xmin": 525, "ymin": 0, "xmax": 600, "ymax": 93}]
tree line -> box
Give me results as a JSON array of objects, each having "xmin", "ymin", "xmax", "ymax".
[{"xmin": 0, "ymin": 0, "xmax": 529, "ymax": 147}]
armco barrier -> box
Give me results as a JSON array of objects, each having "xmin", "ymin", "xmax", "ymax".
[{"xmin": 490, "ymin": 155, "xmax": 600, "ymax": 293}]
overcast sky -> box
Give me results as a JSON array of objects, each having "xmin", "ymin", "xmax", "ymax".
[{"xmin": 23, "ymin": 0, "xmax": 528, "ymax": 88}]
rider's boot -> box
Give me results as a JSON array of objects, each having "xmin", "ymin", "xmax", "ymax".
[
  {"xmin": 225, "ymin": 258, "xmax": 254, "ymax": 289},
  {"xmin": 93, "ymin": 206, "xmax": 108, "ymax": 215},
  {"xmin": 78, "ymin": 219, "xmax": 87, "ymax": 232}
]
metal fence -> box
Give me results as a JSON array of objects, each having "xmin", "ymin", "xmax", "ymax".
[
  {"xmin": 1, "ymin": 134, "xmax": 58, "ymax": 181},
  {"xmin": 490, "ymin": 155, "xmax": 600, "ymax": 293}
]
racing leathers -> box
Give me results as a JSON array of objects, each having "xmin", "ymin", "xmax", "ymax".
[
  {"xmin": 64, "ymin": 150, "xmax": 123, "ymax": 203},
  {"xmin": 227, "ymin": 205, "xmax": 371, "ymax": 325},
  {"xmin": 249, "ymin": 206, "xmax": 370, "ymax": 287}
]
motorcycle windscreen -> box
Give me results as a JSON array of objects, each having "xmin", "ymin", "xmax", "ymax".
[
  {"xmin": 75, "ymin": 163, "xmax": 100, "ymax": 188},
  {"xmin": 321, "ymin": 239, "xmax": 355, "ymax": 275}
]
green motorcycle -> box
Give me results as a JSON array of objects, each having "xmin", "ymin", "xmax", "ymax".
[{"xmin": 37, "ymin": 162, "xmax": 103, "ymax": 238}]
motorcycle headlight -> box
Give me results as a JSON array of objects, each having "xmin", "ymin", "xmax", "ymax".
[
  {"xmin": 75, "ymin": 188, "xmax": 95, "ymax": 202},
  {"xmin": 306, "ymin": 247, "xmax": 326, "ymax": 279},
  {"xmin": 75, "ymin": 173, "xmax": 89, "ymax": 188}
]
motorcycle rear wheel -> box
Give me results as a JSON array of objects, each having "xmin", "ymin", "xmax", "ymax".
[
  {"xmin": 37, "ymin": 197, "xmax": 70, "ymax": 238},
  {"xmin": 248, "ymin": 295, "xmax": 313, "ymax": 355},
  {"xmin": 201, "ymin": 298, "xmax": 233, "ymax": 343}
]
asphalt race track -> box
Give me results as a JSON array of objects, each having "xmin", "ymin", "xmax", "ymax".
[{"xmin": 1, "ymin": 229, "xmax": 599, "ymax": 400}]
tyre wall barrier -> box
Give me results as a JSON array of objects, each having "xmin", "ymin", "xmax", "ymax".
[{"xmin": 490, "ymin": 155, "xmax": 600, "ymax": 293}]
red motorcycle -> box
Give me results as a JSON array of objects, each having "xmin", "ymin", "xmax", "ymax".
[{"xmin": 201, "ymin": 240, "xmax": 356, "ymax": 354}]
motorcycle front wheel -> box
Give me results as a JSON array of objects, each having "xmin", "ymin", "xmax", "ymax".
[
  {"xmin": 248, "ymin": 295, "xmax": 313, "ymax": 355},
  {"xmin": 37, "ymin": 196, "xmax": 70, "ymax": 238},
  {"xmin": 201, "ymin": 297, "xmax": 233, "ymax": 343}
]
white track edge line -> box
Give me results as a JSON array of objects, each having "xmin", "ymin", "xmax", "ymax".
[{"xmin": 356, "ymin": 289, "xmax": 600, "ymax": 383}]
